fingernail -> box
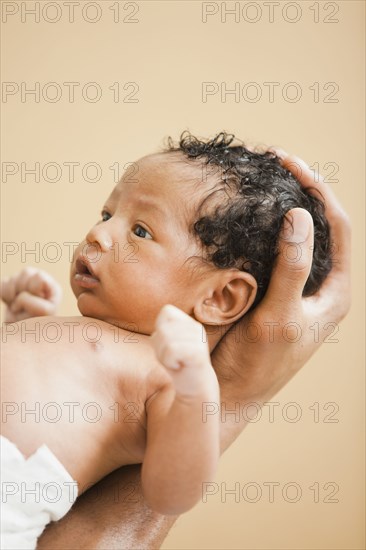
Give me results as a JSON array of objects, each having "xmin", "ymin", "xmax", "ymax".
[
  {"xmin": 270, "ymin": 148, "xmax": 288, "ymax": 160},
  {"xmin": 283, "ymin": 209, "xmax": 311, "ymax": 242},
  {"xmin": 291, "ymin": 155, "xmax": 308, "ymax": 170}
]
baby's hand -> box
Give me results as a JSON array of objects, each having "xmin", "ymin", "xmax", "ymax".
[
  {"xmin": 0, "ymin": 267, "xmax": 62, "ymax": 323},
  {"xmin": 150, "ymin": 305, "xmax": 217, "ymax": 397}
]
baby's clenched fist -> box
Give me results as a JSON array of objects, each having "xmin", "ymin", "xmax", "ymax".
[
  {"xmin": 1, "ymin": 267, "xmax": 62, "ymax": 323},
  {"xmin": 150, "ymin": 305, "xmax": 218, "ymax": 398}
]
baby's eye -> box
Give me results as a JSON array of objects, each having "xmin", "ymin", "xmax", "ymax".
[
  {"xmin": 133, "ymin": 224, "xmax": 152, "ymax": 240},
  {"xmin": 101, "ymin": 210, "xmax": 111, "ymax": 222}
]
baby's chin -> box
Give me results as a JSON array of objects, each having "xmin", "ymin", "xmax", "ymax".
[{"xmin": 76, "ymin": 292, "xmax": 105, "ymax": 320}]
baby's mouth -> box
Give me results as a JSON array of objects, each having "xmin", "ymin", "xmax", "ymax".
[{"xmin": 74, "ymin": 257, "xmax": 100, "ymax": 286}]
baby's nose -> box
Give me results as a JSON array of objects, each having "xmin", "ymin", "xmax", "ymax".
[{"xmin": 85, "ymin": 224, "xmax": 113, "ymax": 253}]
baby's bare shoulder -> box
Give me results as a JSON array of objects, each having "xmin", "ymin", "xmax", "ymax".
[
  {"xmin": 2, "ymin": 315, "xmax": 142, "ymax": 350},
  {"xmin": 1, "ymin": 314, "xmax": 169, "ymax": 404}
]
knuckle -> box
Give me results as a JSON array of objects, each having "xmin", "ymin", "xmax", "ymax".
[
  {"xmin": 278, "ymin": 253, "xmax": 309, "ymax": 275},
  {"xmin": 32, "ymin": 272, "xmax": 43, "ymax": 282},
  {"xmin": 13, "ymin": 290, "xmax": 26, "ymax": 303},
  {"xmin": 21, "ymin": 267, "xmax": 36, "ymax": 277}
]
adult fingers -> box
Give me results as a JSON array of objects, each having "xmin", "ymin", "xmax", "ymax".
[
  {"xmin": 260, "ymin": 208, "xmax": 314, "ymax": 314},
  {"xmin": 277, "ymin": 153, "xmax": 351, "ymax": 272},
  {"xmin": 269, "ymin": 147, "xmax": 341, "ymax": 209},
  {"xmin": 277, "ymin": 152, "xmax": 352, "ymax": 319}
]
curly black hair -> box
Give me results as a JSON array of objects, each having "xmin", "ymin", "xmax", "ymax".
[{"xmin": 165, "ymin": 131, "xmax": 332, "ymax": 309}]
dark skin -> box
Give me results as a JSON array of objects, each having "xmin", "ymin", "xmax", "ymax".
[{"xmin": 32, "ymin": 151, "xmax": 351, "ymax": 549}]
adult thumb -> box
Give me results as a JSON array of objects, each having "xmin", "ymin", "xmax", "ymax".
[{"xmin": 264, "ymin": 208, "xmax": 314, "ymax": 308}]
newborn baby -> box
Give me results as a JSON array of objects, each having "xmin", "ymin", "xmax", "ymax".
[{"xmin": 0, "ymin": 132, "xmax": 332, "ymax": 549}]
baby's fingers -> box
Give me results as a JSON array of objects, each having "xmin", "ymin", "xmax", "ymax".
[
  {"xmin": 27, "ymin": 271, "xmax": 62, "ymax": 305},
  {"xmin": 0, "ymin": 277, "xmax": 17, "ymax": 305},
  {"xmin": 151, "ymin": 305, "xmax": 209, "ymax": 370},
  {"xmin": 14, "ymin": 267, "xmax": 40, "ymax": 295},
  {"xmin": 10, "ymin": 291, "xmax": 58, "ymax": 317},
  {"xmin": 150, "ymin": 336, "xmax": 183, "ymax": 371},
  {"xmin": 4, "ymin": 309, "xmax": 34, "ymax": 324},
  {"xmin": 1, "ymin": 267, "xmax": 41, "ymax": 305}
]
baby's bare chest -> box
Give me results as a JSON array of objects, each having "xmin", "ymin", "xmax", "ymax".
[{"xmin": 1, "ymin": 316, "xmax": 167, "ymax": 483}]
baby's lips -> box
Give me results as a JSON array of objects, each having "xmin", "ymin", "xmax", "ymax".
[{"xmin": 75, "ymin": 256, "xmax": 100, "ymax": 280}]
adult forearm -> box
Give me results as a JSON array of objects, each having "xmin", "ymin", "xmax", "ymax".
[{"xmin": 37, "ymin": 464, "xmax": 177, "ymax": 550}]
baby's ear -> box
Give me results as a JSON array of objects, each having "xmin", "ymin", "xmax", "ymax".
[{"xmin": 193, "ymin": 270, "xmax": 257, "ymax": 326}]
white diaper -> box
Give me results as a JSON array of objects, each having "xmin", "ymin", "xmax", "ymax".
[{"xmin": 0, "ymin": 435, "xmax": 78, "ymax": 550}]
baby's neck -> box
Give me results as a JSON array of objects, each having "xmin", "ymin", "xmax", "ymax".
[{"xmin": 98, "ymin": 315, "xmax": 231, "ymax": 354}]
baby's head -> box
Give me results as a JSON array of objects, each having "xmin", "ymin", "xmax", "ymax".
[
  {"xmin": 167, "ymin": 132, "xmax": 332, "ymax": 308},
  {"xmin": 70, "ymin": 132, "xmax": 332, "ymax": 335}
]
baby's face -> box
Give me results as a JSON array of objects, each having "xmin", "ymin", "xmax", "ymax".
[{"xmin": 70, "ymin": 152, "xmax": 211, "ymax": 334}]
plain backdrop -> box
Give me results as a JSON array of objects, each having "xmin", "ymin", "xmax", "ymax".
[{"xmin": 1, "ymin": 1, "xmax": 365, "ymax": 548}]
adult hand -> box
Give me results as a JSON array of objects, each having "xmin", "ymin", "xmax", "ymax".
[{"xmin": 212, "ymin": 151, "xmax": 351, "ymax": 450}]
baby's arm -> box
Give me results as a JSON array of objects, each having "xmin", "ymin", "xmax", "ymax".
[{"xmin": 141, "ymin": 305, "xmax": 220, "ymax": 516}]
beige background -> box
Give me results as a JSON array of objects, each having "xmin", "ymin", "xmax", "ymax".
[{"xmin": 1, "ymin": 1, "xmax": 365, "ymax": 548}]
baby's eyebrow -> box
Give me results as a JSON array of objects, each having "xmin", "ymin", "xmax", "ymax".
[
  {"xmin": 109, "ymin": 187, "xmax": 167, "ymax": 217},
  {"xmin": 135, "ymin": 197, "xmax": 167, "ymax": 218}
]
